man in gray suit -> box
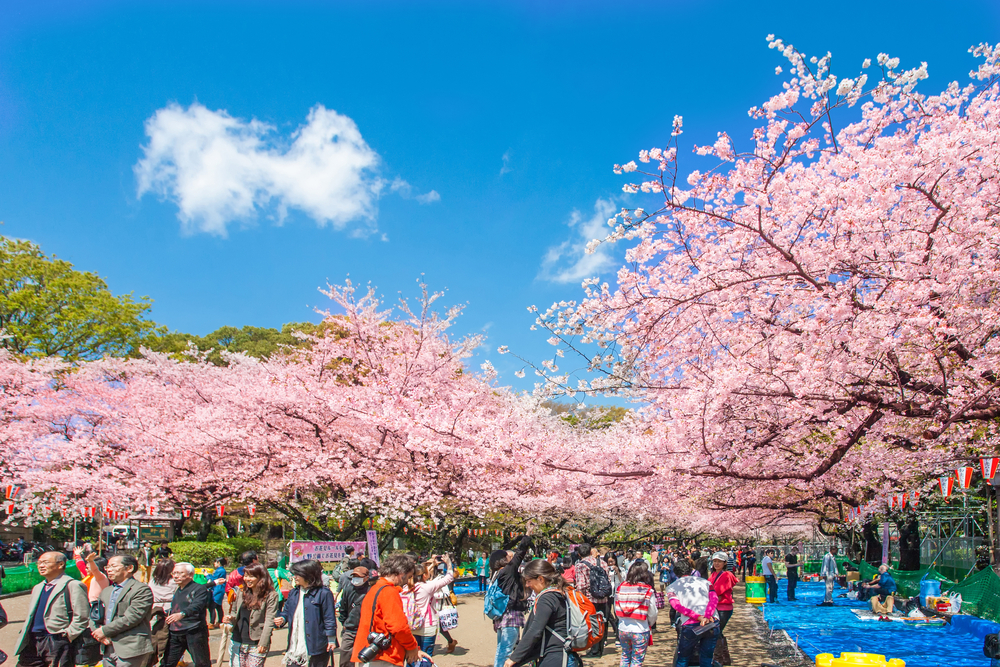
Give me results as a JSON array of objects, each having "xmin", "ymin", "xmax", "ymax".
[
  {"xmin": 15, "ymin": 551, "xmax": 90, "ymax": 667},
  {"xmin": 91, "ymin": 554, "xmax": 154, "ymax": 667}
]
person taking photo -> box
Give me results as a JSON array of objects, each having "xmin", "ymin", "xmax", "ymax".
[{"xmin": 350, "ymin": 554, "xmax": 430, "ymax": 667}]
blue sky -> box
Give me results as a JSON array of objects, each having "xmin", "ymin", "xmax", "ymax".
[{"xmin": 2, "ymin": 0, "xmax": 999, "ymax": 395}]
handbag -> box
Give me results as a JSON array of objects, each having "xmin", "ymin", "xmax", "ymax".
[
  {"xmin": 654, "ymin": 591, "xmax": 666, "ymax": 609},
  {"xmin": 76, "ymin": 595, "xmax": 106, "ymax": 666},
  {"xmin": 439, "ymin": 607, "xmax": 459, "ymax": 631}
]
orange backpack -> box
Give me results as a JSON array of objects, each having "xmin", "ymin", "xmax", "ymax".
[{"xmin": 534, "ymin": 587, "xmax": 606, "ymax": 653}]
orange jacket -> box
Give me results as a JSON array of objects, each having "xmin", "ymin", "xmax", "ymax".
[{"xmin": 350, "ymin": 579, "xmax": 418, "ymax": 666}]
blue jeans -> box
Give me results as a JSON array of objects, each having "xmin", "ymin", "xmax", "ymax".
[
  {"xmin": 417, "ymin": 634, "xmax": 436, "ymax": 656},
  {"xmin": 494, "ymin": 626, "xmax": 520, "ymax": 667},
  {"xmin": 675, "ymin": 623, "xmax": 719, "ymax": 667}
]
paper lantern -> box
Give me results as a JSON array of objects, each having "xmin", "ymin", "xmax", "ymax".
[
  {"xmin": 182, "ymin": 507, "xmax": 192, "ymax": 518},
  {"xmin": 910, "ymin": 491, "xmax": 920, "ymax": 508},
  {"xmin": 939, "ymin": 476, "xmax": 954, "ymax": 498},
  {"xmin": 216, "ymin": 505, "xmax": 225, "ymax": 517},
  {"xmin": 247, "ymin": 504, "xmax": 256, "ymax": 517},
  {"xmin": 4, "ymin": 502, "xmax": 13, "ymax": 514},
  {"xmin": 981, "ymin": 457, "xmax": 1000, "ymax": 481},
  {"xmin": 900, "ymin": 493, "xmax": 907, "ymax": 510},
  {"xmin": 5, "ymin": 485, "xmax": 21, "ymax": 500},
  {"xmin": 955, "ymin": 466, "xmax": 975, "ymax": 490}
]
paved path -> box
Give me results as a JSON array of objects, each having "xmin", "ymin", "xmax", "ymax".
[{"xmin": 0, "ymin": 585, "xmax": 777, "ymax": 667}]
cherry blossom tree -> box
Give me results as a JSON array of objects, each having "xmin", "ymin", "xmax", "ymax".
[{"xmin": 528, "ymin": 39, "xmax": 1000, "ymax": 529}]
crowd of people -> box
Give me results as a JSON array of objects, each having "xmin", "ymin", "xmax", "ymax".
[{"xmin": 0, "ymin": 537, "xmax": 856, "ymax": 667}]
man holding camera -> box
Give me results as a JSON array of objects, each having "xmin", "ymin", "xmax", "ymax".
[{"xmin": 350, "ymin": 555, "xmax": 430, "ymax": 667}]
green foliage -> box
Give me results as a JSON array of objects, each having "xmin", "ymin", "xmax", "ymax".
[
  {"xmin": 147, "ymin": 322, "xmax": 330, "ymax": 366},
  {"xmin": 544, "ymin": 401, "xmax": 630, "ymax": 430},
  {"xmin": 225, "ymin": 537, "xmax": 265, "ymax": 555},
  {"xmin": 168, "ymin": 541, "xmax": 237, "ymax": 566},
  {"xmin": 0, "ymin": 236, "xmax": 157, "ymax": 360}
]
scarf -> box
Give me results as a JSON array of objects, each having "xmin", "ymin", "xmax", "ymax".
[{"xmin": 282, "ymin": 588, "xmax": 309, "ymax": 667}]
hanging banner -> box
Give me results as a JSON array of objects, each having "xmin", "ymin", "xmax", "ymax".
[
  {"xmin": 881, "ymin": 521, "xmax": 890, "ymax": 565},
  {"xmin": 982, "ymin": 457, "xmax": 1000, "ymax": 482},
  {"xmin": 366, "ymin": 530, "xmax": 380, "ymax": 567},
  {"xmin": 288, "ymin": 541, "xmax": 366, "ymax": 563}
]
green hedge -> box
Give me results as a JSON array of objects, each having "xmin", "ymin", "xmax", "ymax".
[
  {"xmin": 219, "ymin": 537, "xmax": 264, "ymax": 555},
  {"xmin": 167, "ymin": 541, "xmax": 237, "ymax": 566}
]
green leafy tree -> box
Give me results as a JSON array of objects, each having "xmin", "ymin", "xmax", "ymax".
[
  {"xmin": 147, "ymin": 322, "xmax": 333, "ymax": 366},
  {"xmin": 0, "ymin": 237, "xmax": 157, "ymax": 360}
]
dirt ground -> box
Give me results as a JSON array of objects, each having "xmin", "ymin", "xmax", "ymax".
[{"xmin": 0, "ymin": 585, "xmax": 780, "ymax": 667}]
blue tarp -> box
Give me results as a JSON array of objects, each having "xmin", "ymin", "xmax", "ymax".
[
  {"xmin": 951, "ymin": 615, "xmax": 1000, "ymax": 641},
  {"xmin": 762, "ymin": 581, "xmax": 990, "ymax": 667}
]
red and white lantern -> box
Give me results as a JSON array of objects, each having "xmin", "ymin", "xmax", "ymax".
[
  {"xmin": 900, "ymin": 493, "xmax": 907, "ymax": 510},
  {"xmin": 910, "ymin": 491, "xmax": 920, "ymax": 508},
  {"xmin": 182, "ymin": 507, "xmax": 192, "ymax": 518},
  {"xmin": 955, "ymin": 466, "xmax": 975, "ymax": 490},
  {"xmin": 981, "ymin": 458, "xmax": 1000, "ymax": 482},
  {"xmin": 247, "ymin": 504, "xmax": 256, "ymax": 517},
  {"xmin": 4, "ymin": 502, "xmax": 13, "ymax": 514},
  {"xmin": 5, "ymin": 485, "xmax": 21, "ymax": 500},
  {"xmin": 216, "ymin": 505, "xmax": 225, "ymax": 517},
  {"xmin": 940, "ymin": 476, "xmax": 955, "ymax": 498}
]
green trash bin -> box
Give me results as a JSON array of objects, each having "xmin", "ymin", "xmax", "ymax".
[{"xmin": 746, "ymin": 575, "xmax": 766, "ymax": 605}]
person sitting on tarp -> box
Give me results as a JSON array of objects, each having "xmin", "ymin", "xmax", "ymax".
[{"xmin": 859, "ymin": 565, "xmax": 896, "ymax": 602}]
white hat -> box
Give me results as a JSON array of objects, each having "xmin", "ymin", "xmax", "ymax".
[{"xmin": 712, "ymin": 551, "xmax": 728, "ymax": 562}]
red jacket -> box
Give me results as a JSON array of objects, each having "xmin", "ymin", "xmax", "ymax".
[
  {"xmin": 351, "ymin": 579, "xmax": 418, "ymax": 667},
  {"xmin": 709, "ymin": 570, "xmax": 738, "ymax": 611}
]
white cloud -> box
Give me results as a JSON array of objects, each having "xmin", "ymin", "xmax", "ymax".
[
  {"xmin": 500, "ymin": 149, "xmax": 512, "ymax": 175},
  {"xmin": 390, "ymin": 177, "xmax": 440, "ymax": 205},
  {"xmin": 539, "ymin": 198, "xmax": 618, "ymax": 284},
  {"xmin": 415, "ymin": 190, "xmax": 440, "ymax": 204},
  {"xmin": 134, "ymin": 102, "xmax": 384, "ymax": 236}
]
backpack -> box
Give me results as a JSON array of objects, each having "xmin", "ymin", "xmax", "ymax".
[
  {"xmin": 585, "ymin": 561, "xmax": 613, "ymax": 600},
  {"xmin": 537, "ymin": 587, "xmax": 605, "ymax": 653},
  {"xmin": 484, "ymin": 573, "xmax": 510, "ymax": 620}
]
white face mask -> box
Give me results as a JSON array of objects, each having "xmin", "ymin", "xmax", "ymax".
[{"xmin": 351, "ymin": 577, "xmax": 364, "ymax": 587}]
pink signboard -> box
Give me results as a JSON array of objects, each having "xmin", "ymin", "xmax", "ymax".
[{"xmin": 289, "ymin": 541, "xmax": 366, "ymax": 563}]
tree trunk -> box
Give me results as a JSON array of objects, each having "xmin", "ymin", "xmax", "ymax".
[
  {"xmin": 452, "ymin": 528, "xmax": 469, "ymax": 561},
  {"xmin": 197, "ymin": 509, "xmax": 214, "ymax": 542},
  {"xmin": 896, "ymin": 514, "xmax": 921, "ymax": 570},
  {"xmin": 862, "ymin": 520, "xmax": 882, "ymax": 565}
]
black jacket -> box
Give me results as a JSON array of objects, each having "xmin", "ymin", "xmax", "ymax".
[
  {"xmin": 168, "ymin": 581, "xmax": 211, "ymax": 633},
  {"xmin": 498, "ymin": 536, "xmax": 532, "ymax": 612},
  {"xmin": 337, "ymin": 581, "xmax": 371, "ymax": 631},
  {"xmin": 508, "ymin": 589, "xmax": 568, "ymax": 667}
]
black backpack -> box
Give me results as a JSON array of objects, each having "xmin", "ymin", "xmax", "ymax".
[
  {"xmin": 984, "ymin": 633, "xmax": 1000, "ymax": 659},
  {"xmin": 586, "ymin": 562, "xmax": 613, "ymax": 599}
]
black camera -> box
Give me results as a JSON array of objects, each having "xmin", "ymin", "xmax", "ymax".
[{"xmin": 357, "ymin": 632, "xmax": 392, "ymax": 663}]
